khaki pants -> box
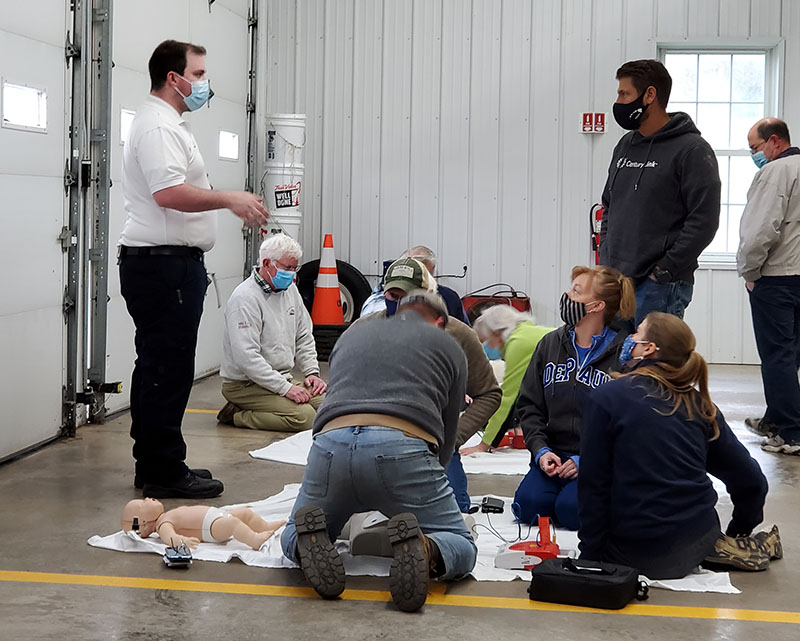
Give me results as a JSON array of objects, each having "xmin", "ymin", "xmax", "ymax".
[{"xmin": 222, "ymin": 380, "xmax": 325, "ymax": 432}]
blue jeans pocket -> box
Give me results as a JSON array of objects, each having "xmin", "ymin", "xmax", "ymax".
[
  {"xmin": 302, "ymin": 443, "xmax": 334, "ymax": 499},
  {"xmin": 375, "ymin": 449, "xmax": 440, "ymax": 505}
]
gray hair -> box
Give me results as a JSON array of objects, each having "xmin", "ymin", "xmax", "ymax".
[
  {"xmin": 259, "ymin": 233, "xmax": 303, "ymax": 264},
  {"xmin": 474, "ymin": 305, "xmax": 533, "ymax": 343},
  {"xmin": 402, "ymin": 245, "xmax": 436, "ymax": 272}
]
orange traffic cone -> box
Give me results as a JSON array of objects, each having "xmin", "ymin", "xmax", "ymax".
[{"xmin": 311, "ymin": 234, "xmax": 344, "ymax": 324}]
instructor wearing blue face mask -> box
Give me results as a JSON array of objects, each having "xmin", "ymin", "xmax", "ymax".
[{"xmin": 118, "ymin": 40, "xmax": 270, "ymax": 499}]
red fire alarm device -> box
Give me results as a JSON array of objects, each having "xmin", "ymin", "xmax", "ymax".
[
  {"xmin": 582, "ymin": 112, "xmax": 594, "ymax": 133},
  {"xmin": 594, "ymin": 112, "xmax": 606, "ymax": 133}
]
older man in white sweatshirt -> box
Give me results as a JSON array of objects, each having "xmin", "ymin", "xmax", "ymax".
[{"xmin": 217, "ymin": 234, "xmax": 326, "ymax": 431}]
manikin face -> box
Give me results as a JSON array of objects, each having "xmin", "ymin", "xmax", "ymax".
[{"xmin": 124, "ymin": 498, "xmax": 164, "ymax": 537}]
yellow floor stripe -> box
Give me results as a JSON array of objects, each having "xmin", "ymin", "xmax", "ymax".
[
  {"xmin": 185, "ymin": 409, "xmax": 219, "ymax": 414},
  {"xmin": 1, "ymin": 570, "xmax": 799, "ymax": 624}
]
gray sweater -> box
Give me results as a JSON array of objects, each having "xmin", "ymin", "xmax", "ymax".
[{"xmin": 313, "ymin": 311, "xmax": 467, "ymax": 465}]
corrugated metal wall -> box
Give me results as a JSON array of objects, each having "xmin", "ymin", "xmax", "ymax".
[{"xmin": 260, "ymin": 0, "xmax": 792, "ymax": 363}]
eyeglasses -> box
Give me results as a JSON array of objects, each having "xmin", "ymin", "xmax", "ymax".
[
  {"xmin": 749, "ymin": 139, "xmax": 767, "ymax": 154},
  {"xmin": 274, "ymin": 260, "xmax": 299, "ymax": 272}
]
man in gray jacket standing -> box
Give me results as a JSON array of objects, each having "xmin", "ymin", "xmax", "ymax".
[
  {"xmin": 738, "ymin": 117, "xmax": 800, "ymax": 455},
  {"xmin": 280, "ymin": 291, "xmax": 474, "ymax": 613}
]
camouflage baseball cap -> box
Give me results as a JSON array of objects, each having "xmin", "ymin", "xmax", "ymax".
[{"xmin": 383, "ymin": 258, "xmax": 426, "ymax": 293}]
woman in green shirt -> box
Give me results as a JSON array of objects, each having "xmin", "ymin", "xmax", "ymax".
[{"xmin": 461, "ymin": 306, "xmax": 552, "ymax": 455}]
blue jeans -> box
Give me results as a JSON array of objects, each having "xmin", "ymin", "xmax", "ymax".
[
  {"xmin": 281, "ymin": 426, "xmax": 477, "ymax": 580},
  {"xmin": 748, "ymin": 276, "xmax": 800, "ymax": 441},
  {"xmin": 445, "ymin": 453, "xmax": 471, "ymax": 513},
  {"xmin": 634, "ymin": 278, "xmax": 694, "ymax": 327},
  {"xmin": 512, "ymin": 461, "xmax": 579, "ymax": 530}
]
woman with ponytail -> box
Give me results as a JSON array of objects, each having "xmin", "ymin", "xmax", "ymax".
[
  {"xmin": 513, "ymin": 266, "xmax": 635, "ymax": 530},
  {"xmin": 578, "ymin": 312, "xmax": 773, "ymax": 579}
]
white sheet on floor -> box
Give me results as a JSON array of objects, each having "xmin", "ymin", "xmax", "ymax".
[
  {"xmin": 249, "ymin": 430, "xmax": 531, "ymax": 475},
  {"xmin": 88, "ymin": 484, "xmax": 738, "ymax": 592}
]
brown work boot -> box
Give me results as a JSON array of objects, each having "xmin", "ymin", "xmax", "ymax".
[
  {"xmin": 387, "ymin": 513, "xmax": 434, "ymax": 612},
  {"xmin": 294, "ymin": 506, "xmax": 345, "ymax": 599},
  {"xmin": 754, "ymin": 525, "xmax": 783, "ymax": 560},
  {"xmin": 704, "ymin": 533, "xmax": 770, "ymax": 571},
  {"xmin": 216, "ymin": 401, "xmax": 241, "ymax": 425}
]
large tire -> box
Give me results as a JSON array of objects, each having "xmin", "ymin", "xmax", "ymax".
[{"xmin": 297, "ymin": 259, "xmax": 372, "ymax": 323}]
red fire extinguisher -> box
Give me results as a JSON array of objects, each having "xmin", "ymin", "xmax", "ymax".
[{"xmin": 590, "ymin": 203, "xmax": 603, "ymax": 265}]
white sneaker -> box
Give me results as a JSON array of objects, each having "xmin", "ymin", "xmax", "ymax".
[{"xmin": 761, "ymin": 435, "xmax": 800, "ymax": 455}]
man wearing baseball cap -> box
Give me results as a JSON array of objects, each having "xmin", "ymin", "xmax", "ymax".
[
  {"xmin": 362, "ymin": 258, "xmax": 501, "ymax": 512},
  {"xmin": 280, "ymin": 290, "xmax": 475, "ymax": 612}
]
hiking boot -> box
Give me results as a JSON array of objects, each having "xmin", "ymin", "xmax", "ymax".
[
  {"xmin": 754, "ymin": 525, "xmax": 783, "ymax": 560},
  {"xmin": 744, "ymin": 417, "xmax": 777, "ymax": 437},
  {"xmin": 294, "ymin": 506, "xmax": 345, "ymax": 599},
  {"xmin": 216, "ymin": 402, "xmax": 241, "ymax": 425},
  {"xmin": 134, "ymin": 468, "xmax": 212, "ymax": 490},
  {"xmin": 387, "ymin": 513, "xmax": 436, "ymax": 612},
  {"xmin": 762, "ymin": 435, "xmax": 800, "ymax": 455},
  {"xmin": 142, "ymin": 471, "xmax": 224, "ymax": 499},
  {"xmin": 704, "ymin": 533, "xmax": 770, "ymax": 571}
]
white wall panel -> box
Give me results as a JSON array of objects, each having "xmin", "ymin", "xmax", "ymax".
[
  {"xmin": 105, "ymin": 2, "xmax": 250, "ymax": 412},
  {"xmin": 0, "ymin": 9, "xmax": 67, "ymax": 458},
  {"xmin": 262, "ymin": 0, "xmax": 798, "ymax": 362}
]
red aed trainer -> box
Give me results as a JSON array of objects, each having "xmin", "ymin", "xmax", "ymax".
[{"xmin": 494, "ymin": 517, "xmax": 561, "ymax": 571}]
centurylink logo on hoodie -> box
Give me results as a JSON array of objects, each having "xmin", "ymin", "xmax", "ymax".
[{"xmin": 616, "ymin": 157, "xmax": 659, "ymax": 169}]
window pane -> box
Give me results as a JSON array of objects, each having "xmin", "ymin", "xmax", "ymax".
[
  {"xmin": 717, "ymin": 155, "xmax": 730, "ymax": 205},
  {"xmin": 2, "ymin": 82, "xmax": 47, "ymax": 129},
  {"xmin": 732, "ymin": 54, "xmax": 765, "ymax": 102},
  {"xmin": 697, "ymin": 103, "xmax": 730, "ymax": 148},
  {"xmin": 218, "ymin": 130, "xmax": 239, "ymax": 160},
  {"xmin": 665, "ymin": 53, "xmax": 697, "ymax": 101},
  {"xmin": 670, "ymin": 102, "xmax": 697, "ymax": 121},
  {"xmin": 730, "ymin": 103, "xmax": 764, "ymax": 150},
  {"xmin": 727, "ymin": 205, "xmax": 745, "ymax": 253},
  {"xmin": 706, "ymin": 206, "xmax": 728, "ymax": 253},
  {"xmin": 729, "ymin": 155, "xmax": 757, "ymax": 205},
  {"xmin": 120, "ymin": 108, "xmax": 135, "ymax": 144},
  {"xmin": 698, "ymin": 54, "xmax": 731, "ymax": 102}
]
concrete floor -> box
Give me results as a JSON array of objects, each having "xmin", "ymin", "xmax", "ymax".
[{"xmin": 0, "ymin": 365, "xmax": 798, "ymax": 640}]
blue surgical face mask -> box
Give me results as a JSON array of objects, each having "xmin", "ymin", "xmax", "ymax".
[
  {"xmin": 619, "ymin": 335, "xmax": 655, "ymax": 366},
  {"xmin": 751, "ymin": 150, "xmax": 768, "ymax": 169},
  {"xmin": 385, "ymin": 298, "xmax": 399, "ymax": 316},
  {"xmin": 271, "ymin": 268, "xmax": 295, "ymax": 291},
  {"xmin": 483, "ymin": 342, "xmax": 503, "ymax": 361},
  {"xmin": 174, "ymin": 74, "xmax": 211, "ymax": 111}
]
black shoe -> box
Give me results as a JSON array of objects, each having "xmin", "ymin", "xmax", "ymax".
[
  {"xmin": 387, "ymin": 513, "xmax": 430, "ymax": 612},
  {"xmin": 142, "ymin": 471, "xmax": 224, "ymax": 499},
  {"xmin": 294, "ymin": 506, "xmax": 345, "ymax": 599},
  {"xmin": 134, "ymin": 468, "xmax": 212, "ymax": 490},
  {"xmin": 216, "ymin": 402, "xmax": 241, "ymax": 425}
]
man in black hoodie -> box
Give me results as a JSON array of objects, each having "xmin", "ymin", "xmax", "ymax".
[{"xmin": 600, "ymin": 59, "xmax": 721, "ymax": 326}]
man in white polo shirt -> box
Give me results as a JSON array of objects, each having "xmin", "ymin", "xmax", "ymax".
[{"xmin": 118, "ymin": 40, "xmax": 269, "ymax": 499}]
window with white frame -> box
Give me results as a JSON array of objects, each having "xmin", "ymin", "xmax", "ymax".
[
  {"xmin": 2, "ymin": 80, "xmax": 47, "ymax": 132},
  {"xmin": 663, "ymin": 49, "xmax": 779, "ymax": 258},
  {"xmin": 120, "ymin": 108, "xmax": 136, "ymax": 145},
  {"xmin": 218, "ymin": 130, "xmax": 239, "ymax": 160}
]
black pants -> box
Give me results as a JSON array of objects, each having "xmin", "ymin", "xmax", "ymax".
[
  {"xmin": 748, "ymin": 276, "xmax": 800, "ymax": 442},
  {"xmin": 119, "ymin": 253, "xmax": 207, "ymax": 484}
]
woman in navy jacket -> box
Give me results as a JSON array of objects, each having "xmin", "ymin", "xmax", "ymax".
[{"xmin": 578, "ymin": 312, "xmax": 769, "ymax": 579}]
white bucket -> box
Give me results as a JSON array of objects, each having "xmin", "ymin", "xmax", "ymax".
[
  {"xmin": 262, "ymin": 209, "xmax": 302, "ymax": 240},
  {"xmin": 262, "ymin": 165, "xmax": 303, "ymax": 212},
  {"xmin": 265, "ymin": 113, "xmax": 306, "ymax": 168}
]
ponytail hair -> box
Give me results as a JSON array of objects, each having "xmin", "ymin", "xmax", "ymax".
[
  {"xmin": 571, "ymin": 265, "xmax": 636, "ymax": 324},
  {"xmin": 619, "ymin": 312, "xmax": 719, "ymax": 439}
]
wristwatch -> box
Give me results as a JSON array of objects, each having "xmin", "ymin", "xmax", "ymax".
[{"xmin": 651, "ymin": 265, "xmax": 673, "ymax": 284}]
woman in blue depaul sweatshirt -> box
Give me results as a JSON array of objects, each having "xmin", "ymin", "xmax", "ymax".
[
  {"xmin": 578, "ymin": 312, "xmax": 768, "ymax": 579},
  {"xmin": 513, "ymin": 266, "xmax": 636, "ymax": 529}
]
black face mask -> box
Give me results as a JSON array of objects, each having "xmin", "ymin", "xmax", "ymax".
[{"xmin": 613, "ymin": 91, "xmax": 649, "ymax": 130}]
